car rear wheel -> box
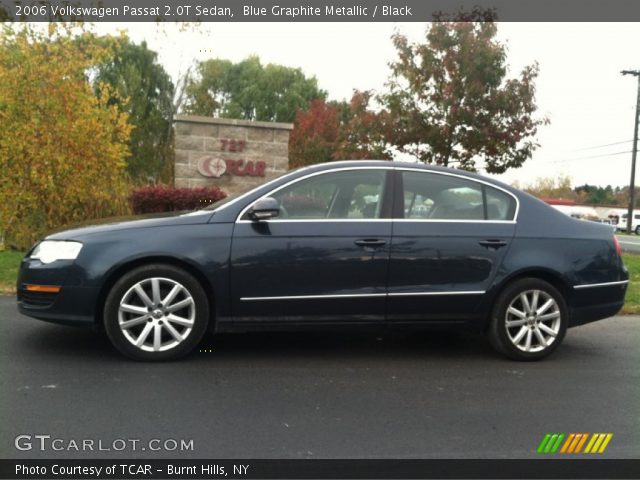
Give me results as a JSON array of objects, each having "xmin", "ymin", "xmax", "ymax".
[
  {"xmin": 104, "ymin": 264, "xmax": 209, "ymax": 361},
  {"xmin": 488, "ymin": 278, "xmax": 568, "ymax": 361},
  {"xmin": 635, "ymin": 226, "xmax": 640, "ymax": 235}
]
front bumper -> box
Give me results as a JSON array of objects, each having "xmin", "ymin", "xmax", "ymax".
[{"xmin": 17, "ymin": 257, "xmax": 98, "ymax": 327}]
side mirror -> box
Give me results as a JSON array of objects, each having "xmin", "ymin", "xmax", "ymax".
[{"xmin": 248, "ymin": 197, "xmax": 280, "ymax": 221}]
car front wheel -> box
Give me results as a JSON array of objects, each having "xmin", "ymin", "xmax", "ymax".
[
  {"xmin": 488, "ymin": 278, "xmax": 568, "ymax": 361},
  {"xmin": 104, "ymin": 264, "xmax": 209, "ymax": 361}
]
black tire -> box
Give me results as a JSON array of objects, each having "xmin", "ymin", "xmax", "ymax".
[
  {"xmin": 635, "ymin": 226, "xmax": 640, "ymax": 235},
  {"xmin": 104, "ymin": 264, "xmax": 210, "ymax": 361},
  {"xmin": 488, "ymin": 278, "xmax": 568, "ymax": 361}
]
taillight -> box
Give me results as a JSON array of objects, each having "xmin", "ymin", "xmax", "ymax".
[{"xmin": 613, "ymin": 236, "xmax": 622, "ymax": 256}]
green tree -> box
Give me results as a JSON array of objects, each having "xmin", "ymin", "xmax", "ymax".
[
  {"xmin": 183, "ymin": 56, "xmax": 326, "ymax": 122},
  {"xmin": 93, "ymin": 37, "xmax": 174, "ymax": 181},
  {"xmin": 574, "ymin": 184, "xmax": 616, "ymax": 205},
  {"xmin": 381, "ymin": 11, "xmax": 547, "ymax": 173},
  {"xmin": 0, "ymin": 24, "xmax": 132, "ymax": 249}
]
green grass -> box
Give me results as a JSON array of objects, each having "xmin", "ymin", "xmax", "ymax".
[
  {"xmin": 0, "ymin": 250, "xmax": 23, "ymax": 294},
  {"xmin": 0, "ymin": 250, "xmax": 639, "ymax": 315},
  {"xmin": 621, "ymin": 253, "xmax": 640, "ymax": 314}
]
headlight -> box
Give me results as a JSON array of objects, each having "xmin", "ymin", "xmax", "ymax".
[{"xmin": 30, "ymin": 241, "xmax": 83, "ymax": 264}]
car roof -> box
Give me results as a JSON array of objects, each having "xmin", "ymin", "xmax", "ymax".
[{"xmin": 300, "ymin": 160, "xmax": 518, "ymax": 194}]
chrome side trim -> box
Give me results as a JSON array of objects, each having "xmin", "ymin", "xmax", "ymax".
[
  {"xmin": 240, "ymin": 291, "xmax": 486, "ymax": 301},
  {"xmin": 235, "ymin": 165, "xmax": 521, "ymax": 224},
  {"xmin": 388, "ymin": 290, "xmax": 485, "ymax": 297},
  {"xmin": 236, "ymin": 218, "xmax": 514, "ymax": 224},
  {"xmin": 573, "ymin": 280, "xmax": 629, "ymax": 290},
  {"xmin": 236, "ymin": 219, "xmax": 393, "ymax": 223},
  {"xmin": 240, "ymin": 293, "xmax": 387, "ymax": 301}
]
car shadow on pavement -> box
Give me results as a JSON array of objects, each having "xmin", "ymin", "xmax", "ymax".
[
  {"xmin": 14, "ymin": 322, "xmax": 120, "ymax": 362},
  {"xmin": 197, "ymin": 330, "xmax": 498, "ymax": 362},
  {"xmin": 12, "ymin": 320, "xmax": 501, "ymax": 363}
]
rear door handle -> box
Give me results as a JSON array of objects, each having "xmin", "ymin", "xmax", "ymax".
[
  {"xmin": 355, "ymin": 238, "xmax": 387, "ymax": 248},
  {"xmin": 479, "ymin": 239, "xmax": 508, "ymax": 249}
]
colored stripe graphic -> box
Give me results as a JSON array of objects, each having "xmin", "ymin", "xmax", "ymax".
[
  {"xmin": 539, "ymin": 433, "xmax": 613, "ymax": 454},
  {"xmin": 537, "ymin": 433, "xmax": 565, "ymax": 454},
  {"xmin": 537, "ymin": 434, "xmax": 552, "ymax": 454},
  {"xmin": 567, "ymin": 433, "xmax": 584, "ymax": 453},
  {"xmin": 560, "ymin": 434, "xmax": 575, "ymax": 453},
  {"xmin": 574, "ymin": 433, "xmax": 589, "ymax": 453},
  {"xmin": 585, "ymin": 433, "xmax": 614, "ymax": 454},
  {"xmin": 598, "ymin": 434, "xmax": 614, "ymax": 453},
  {"xmin": 550, "ymin": 434, "xmax": 565, "ymax": 453}
]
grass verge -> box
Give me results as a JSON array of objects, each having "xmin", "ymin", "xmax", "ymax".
[
  {"xmin": 0, "ymin": 250, "xmax": 23, "ymax": 294},
  {"xmin": 621, "ymin": 254, "xmax": 640, "ymax": 314}
]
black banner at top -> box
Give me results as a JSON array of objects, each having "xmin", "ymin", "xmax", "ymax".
[{"xmin": 2, "ymin": 0, "xmax": 640, "ymax": 22}]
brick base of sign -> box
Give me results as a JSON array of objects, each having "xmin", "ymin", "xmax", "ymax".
[{"xmin": 173, "ymin": 115, "xmax": 293, "ymax": 196}]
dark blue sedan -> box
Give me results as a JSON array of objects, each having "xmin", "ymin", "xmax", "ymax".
[{"xmin": 17, "ymin": 161, "xmax": 628, "ymax": 361}]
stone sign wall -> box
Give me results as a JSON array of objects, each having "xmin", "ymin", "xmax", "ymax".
[{"xmin": 173, "ymin": 115, "xmax": 293, "ymax": 196}]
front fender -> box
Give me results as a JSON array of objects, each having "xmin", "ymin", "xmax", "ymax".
[{"xmin": 73, "ymin": 223, "xmax": 234, "ymax": 319}]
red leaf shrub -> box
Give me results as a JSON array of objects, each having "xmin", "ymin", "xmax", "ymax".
[{"xmin": 130, "ymin": 185, "xmax": 227, "ymax": 214}]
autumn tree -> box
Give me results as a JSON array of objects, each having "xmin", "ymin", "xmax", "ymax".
[
  {"xmin": 0, "ymin": 24, "xmax": 132, "ymax": 249},
  {"xmin": 289, "ymin": 91, "xmax": 390, "ymax": 168},
  {"xmin": 183, "ymin": 56, "xmax": 326, "ymax": 122},
  {"xmin": 289, "ymin": 99, "xmax": 339, "ymax": 168},
  {"xmin": 515, "ymin": 176, "xmax": 576, "ymax": 200},
  {"xmin": 611, "ymin": 186, "xmax": 636, "ymax": 208},
  {"xmin": 93, "ymin": 37, "xmax": 174, "ymax": 182},
  {"xmin": 381, "ymin": 11, "xmax": 547, "ymax": 173}
]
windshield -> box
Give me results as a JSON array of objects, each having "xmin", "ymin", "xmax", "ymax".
[{"xmin": 200, "ymin": 169, "xmax": 295, "ymax": 211}]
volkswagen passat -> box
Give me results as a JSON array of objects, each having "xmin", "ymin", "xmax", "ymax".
[{"xmin": 17, "ymin": 161, "xmax": 628, "ymax": 361}]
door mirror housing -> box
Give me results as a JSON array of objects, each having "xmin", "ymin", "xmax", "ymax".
[{"xmin": 248, "ymin": 197, "xmax": 280, "ymax": 221}]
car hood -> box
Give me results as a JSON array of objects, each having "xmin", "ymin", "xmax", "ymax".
[{"xmin": 45, "ymin": 210, "xmax": 215, "ymax": 240}]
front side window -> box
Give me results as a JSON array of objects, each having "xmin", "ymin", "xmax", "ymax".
[
  {"xmin": 400, "ymin": 171, "xmax": 516, "ymax": 221},
  {"xmin": 266, "ymin": 169, "xmax": 387, "ymax": 220}
]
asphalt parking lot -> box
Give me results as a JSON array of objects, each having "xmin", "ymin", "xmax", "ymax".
[{"xmin": 1, "ymin": 296, "xmax": 638, "ymax": 460}]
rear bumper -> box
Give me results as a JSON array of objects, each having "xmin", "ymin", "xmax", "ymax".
[
  {"xmin": 570, "ymin": 279, "xmax": 628, "ymax": 327},
  {"xmin": 571, "ymin": 299, "xmax": 626, "ymax": 326},
  {"xmin": 17, "ymin": 258, "xmax": 98, "ymax": 327}
]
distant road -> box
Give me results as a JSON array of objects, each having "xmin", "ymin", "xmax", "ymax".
[{"xmin": 617, "ymin": 234, "xmax": 640, "ymax": 254}]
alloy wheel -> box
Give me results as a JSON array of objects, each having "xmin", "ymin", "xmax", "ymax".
[
  {"xmin": 505, "ymin": 289, "xmax": 561, "ymax": 353},
  {"xmin": 118, "ymin": 277, "xmax": 196, "ymax": 352}
]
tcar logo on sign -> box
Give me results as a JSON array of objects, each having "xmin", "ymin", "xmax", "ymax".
[{"xmin": 537, "ymin": 433, "xmax": 613, "ymax": 454}]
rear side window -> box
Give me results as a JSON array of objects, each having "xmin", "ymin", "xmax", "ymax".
[
  {"xmin": 485, "ymin": 186, "xmax": 517, "ymax": 221},
  {"xmin": 400, "ymin": 171, "xmax": 516, "ymax": 221}
]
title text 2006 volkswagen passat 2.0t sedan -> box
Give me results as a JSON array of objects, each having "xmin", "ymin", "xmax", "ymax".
[{"xmin": 17, "ymin": 161, "xmax": 628, "ymax": 361}]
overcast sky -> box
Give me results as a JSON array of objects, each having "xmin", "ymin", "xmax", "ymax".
[{"xmin": 94, "ymin": 22, "xmax": 640, "ymax": 188}]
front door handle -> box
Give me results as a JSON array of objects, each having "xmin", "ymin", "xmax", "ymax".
[
  {"xmin": 355, "ymin": 238, "xmax": 387, "ymax": 249},
  {"xmin": 479, "ymin": 239, "xmax": 508, "ymax": 249}
]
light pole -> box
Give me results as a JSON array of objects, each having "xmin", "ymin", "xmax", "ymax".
[{"xmin": 622, "ymin": 70, "xmax": 640, "ymax": 234}]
